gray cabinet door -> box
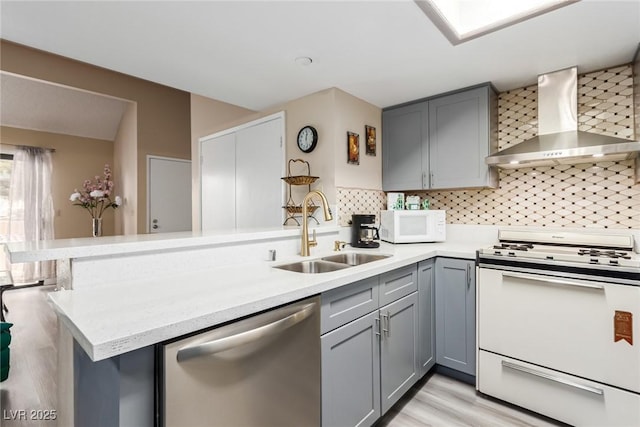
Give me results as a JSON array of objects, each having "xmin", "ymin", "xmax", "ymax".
[
  {"xmin": 380, "ymin": 292, "xmax": 419, "ymax": 415},
  {"xmin": 435, "ymin": 258, "xmax": 476, "ymax": 376},
  {"xmin": 382, "ymin": 102, "xmax": 429, "ymax": 191},
  {"xmin": 417, "ymin": 259, "xmax": 436, "ymax": 377},
  {"xmin": 321, "ymin": 311, "xmax": 381, "ymax": 427},
  {"xmin": 428, "ymin": 85, "xmax": 497, "ymax": 189}
]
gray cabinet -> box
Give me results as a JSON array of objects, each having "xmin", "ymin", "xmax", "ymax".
[
  {"xmin": 435, "ymin": 257, "xmax": 476, "ymax": 376},
  {"xmin": 417, "ymin": 259, "xmax": 436, "ymax": 377},
  {"xmin": 321, "ymin": 312, "xmax": 381, "ymax": 427},
  {"xmin": 380, "ymin": 292, "xmax": 419, "ymax": 414},
  {"xmin": 382, "ymin": 84, "xmax": 497, "ymax": 191},
  {"xmin": 382, "ymin": 102, "xmax": 429, "ymax": 191},
  {"xmin": 321, "ymin": 264, "xmax": 419, "ymax": 427},
  {"xmin": 429, "ymin": 85, "xmax": 498, "ymax": 189}
]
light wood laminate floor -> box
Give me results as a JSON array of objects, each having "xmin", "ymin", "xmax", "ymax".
[
  {"xmin": 1, "ymin": 285, "xmax": 58, "ymax": 427},
  {"xmin": 377, "ymin": 372, "xmax": 565, "ymax": 427},
  {"xmin": 2, "ymin": 286, "xmax": 565, "ymax": 427}
]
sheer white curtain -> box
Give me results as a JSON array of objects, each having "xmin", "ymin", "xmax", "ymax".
[{"xmin": 7, "ymin": 147, "xmax": 55, "ymax": 283}]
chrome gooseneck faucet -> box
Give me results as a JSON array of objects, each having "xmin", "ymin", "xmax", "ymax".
[{"xmin": 300, "ymin": 190, "xmax": 332, "ymax": 256}]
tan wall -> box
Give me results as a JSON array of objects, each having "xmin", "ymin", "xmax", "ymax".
[
  {"xmin": 190, "ymin": 94, "xmax": 255, "ymax": 230},
  {"xmin": 276, "ymin": 88, "xmax": 338, "ymax": 206},
  {"xmin": 0, "ymin": 40, "xmax": 191, "ymax": 233},
  {"xmin": 113, "ymin": 102, "xmax": 138, "ymax": 235},
  {"xmin": 190, "ymin": 87, "xmax": 381, "ymax": 229},
  {"xmin": 1, "ymin": 126, "xmax": 115, "ymax": 238},
  {"xmin": 190, "ymin": 89, "xmax": 341, "ymax": 229},
  {"xmin": 334, "ymin": 89, "xmax": 382, "ymax": 190}
]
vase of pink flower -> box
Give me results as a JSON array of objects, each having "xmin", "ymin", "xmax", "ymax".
[{"xmin": 69, "ymin": 164, "xmax": 122, "ymax": 237}]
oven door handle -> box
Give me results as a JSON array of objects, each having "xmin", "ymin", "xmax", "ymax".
[
  {"xmin": 502, "ymin": 271, "xmax": 605, "ymax": 290},
  {"xmin": 502, "ymin": 361, "xmax": 604, "ymax": 396}
]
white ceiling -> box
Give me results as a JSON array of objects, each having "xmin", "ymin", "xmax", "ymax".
[
  {"xmin": 0, "ymin": 72, "xmax": 131, "ymax": 141},
  {"xmin": 1, "ymin": 0, "xmax": 639, "ymax": 112}
]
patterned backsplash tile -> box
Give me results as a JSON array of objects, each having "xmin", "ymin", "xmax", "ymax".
[
  {"xmin": 336, "ymin": 187, "xmax": 386, "ymax": 226},
  {"xmin": 338, "ymin": 64, "xmax": 639, "ymax": 229}
]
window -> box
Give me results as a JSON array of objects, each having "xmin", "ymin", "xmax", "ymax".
[
  {"xmin": 0, "ymin": 153, "xmax": 13, "ymax": 271},
  {"xmin": 0, "ymin": 153, "xmax": 13, "ymax": 233}
]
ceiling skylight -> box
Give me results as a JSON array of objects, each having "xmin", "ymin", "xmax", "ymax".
[{"xmin": 415, "ymin": 0, "xmax": 580, "ymax": 45}]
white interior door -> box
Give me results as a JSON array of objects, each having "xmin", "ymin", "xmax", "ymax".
[
  {"xmin": 148, "ymin": 156, "xmax": 192, "ymax": 233},
  {"xmin": 235, "ymin": 117, "xmax": 284, "ymax": 228},
  {"xmin": 200, "ymin": 133, "xmax": 236, "ymax": 231}
]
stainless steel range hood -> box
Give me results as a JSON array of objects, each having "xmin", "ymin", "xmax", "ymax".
[{"xmin": 486, "ymin": 67, "xmax": 640, "ymax": 168}]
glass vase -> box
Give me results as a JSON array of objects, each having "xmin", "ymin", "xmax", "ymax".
[{"xmin": 92, "ymin": 217, "xmax": 103, "ymax": 237}]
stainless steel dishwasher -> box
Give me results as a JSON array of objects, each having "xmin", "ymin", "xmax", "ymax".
[{"xmin": 160, "ymin": 296, "xmax": 320, "ymax": 427}]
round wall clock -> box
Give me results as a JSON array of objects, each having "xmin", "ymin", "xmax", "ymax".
[{"xmin": 297, "ymin": 125, "xmax": 318, "ymax": 153}]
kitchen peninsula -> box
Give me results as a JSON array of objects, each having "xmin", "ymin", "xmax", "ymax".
[{"xmin": 5, "ymin": 224, "xmax": 494, "ymax": 426}]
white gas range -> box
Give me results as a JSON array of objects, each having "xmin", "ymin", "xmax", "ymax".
[
  {"xmin": 476, "ymin": 229, "xmax": 640, "ymax": 426},
  {"xmin": 477, "ymin": 229, "xmax": 640, "ymax": 285}
]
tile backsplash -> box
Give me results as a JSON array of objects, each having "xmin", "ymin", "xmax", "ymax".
[{"xmin": 338, "ymin": 64, "xmax": 639, "ymax": 229}]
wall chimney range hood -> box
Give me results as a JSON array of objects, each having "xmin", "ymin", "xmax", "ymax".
[{"xmin": 486, "ymin": 67, "xmax": 640, "ymax": 168}]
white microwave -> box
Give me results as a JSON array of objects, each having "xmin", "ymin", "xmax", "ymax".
[{"xmin": 379, "ymin": 210, "xmax": 446, "ymax": 243}]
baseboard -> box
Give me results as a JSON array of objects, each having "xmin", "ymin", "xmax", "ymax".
[{"xmin": 434, "ymin": 364, "xmax": 476, "ymax": 385}]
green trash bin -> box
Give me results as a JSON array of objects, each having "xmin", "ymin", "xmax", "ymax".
[{"xmin": 1, "ymin": 322, "xmax": 12, "ymax": 382}]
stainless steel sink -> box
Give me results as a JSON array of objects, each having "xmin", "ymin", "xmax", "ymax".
[
  {"xmin": 321, "ymin": 252, "xmax": 392, "ymax": 266},
  {"xmin": 273, "ymin": 260, "xmax": 351, "ymax": 274}
]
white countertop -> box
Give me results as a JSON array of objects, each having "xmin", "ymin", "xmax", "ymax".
[
  {"xmin": 48, "ymin": 240, "xmax": 484, "ymax": 362},
  {"xmin": 4, "ymin": 225, "xmax": 342, "ymax": 263}
]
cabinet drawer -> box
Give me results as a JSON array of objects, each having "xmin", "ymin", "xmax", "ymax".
[
  {"xmin": 379, "ymin": 264, "xmax": 418, "ymax": 306},
  {"xmin": 478, "ymin": 351, "xmax": 640, "ymax": 427},
  {"xmin": 321, "ymin": 276, "xmax": 379, "ymax": 334}
]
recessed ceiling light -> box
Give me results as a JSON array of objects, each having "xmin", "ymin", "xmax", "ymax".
[
  {"xmin": 414, "ymin": 0, "xmax": 580, "ymax": 45},
  {"xmin": 295, "ymin": 56, "xmax": 313, "ymax": 66}
]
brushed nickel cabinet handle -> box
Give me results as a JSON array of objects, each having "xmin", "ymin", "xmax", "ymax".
[
  {"xmin": 386, "ymin": 311, "xmax": 391, "ymax": 337},
  {"xmin": 502, "ymin": 361, "xmax": 604, "ymax": 396},
  {"xmin": 381, "ymin": 313, "xmax": 389, "ymax": 338}
]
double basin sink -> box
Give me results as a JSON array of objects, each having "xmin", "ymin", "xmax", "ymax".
[{"xmin": 274, "ymin": 252, "xmax": 392, "ymax": 274}]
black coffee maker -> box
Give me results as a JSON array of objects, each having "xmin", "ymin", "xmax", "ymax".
[{"xmin": 351, "ymin": 214, "xmax": 380, "ymax": 248}]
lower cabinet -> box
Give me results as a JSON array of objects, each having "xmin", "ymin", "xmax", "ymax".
[
  {"xmin": 321, "ymin": 265, "xmax": 419, "ymax": 427},
  {"xmin": 321, "ymin": 257, "xmax": 475, "ymax": 426},
  {"xmin": 417, "ymin": 259, "xmax": 436, "ymax": 377},
  {"xmin": 435, "ymin": 257, "xmax": 476, "ymax": 376},
  {"xmin": 380, "ymin": 292, "xmax": 419, "ymax": 414},
  {"xmin": 321, "ymin": 312, "xmax": 381, "ymax": 427}
]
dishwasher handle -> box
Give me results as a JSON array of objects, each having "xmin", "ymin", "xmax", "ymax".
[{"xmin": 177, "ymin": 302, "xmax": 316, "ymax": 363}]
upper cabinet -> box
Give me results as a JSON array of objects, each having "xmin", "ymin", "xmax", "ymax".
[
  {"xmin": 381, "ymin": 101, "xmax": 428, "ymax": 190},
  {"xmin": 382, "ymin": 84, "xmax": 498, "ymax": 191}
]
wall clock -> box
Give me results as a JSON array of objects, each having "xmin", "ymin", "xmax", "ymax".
[{"xmin": 297, "ymin": 125, "xmax": 318, "ymax": 153}]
